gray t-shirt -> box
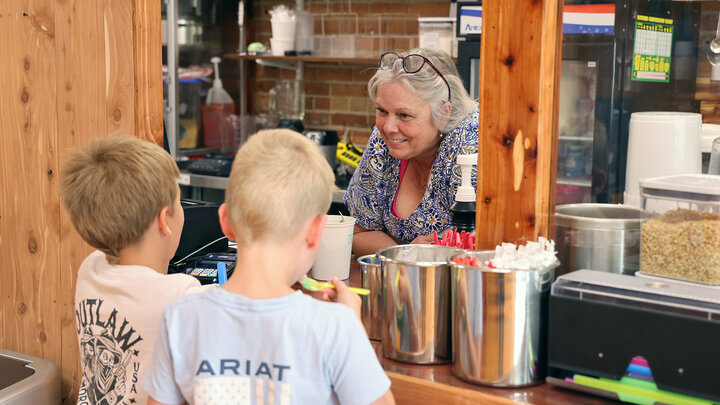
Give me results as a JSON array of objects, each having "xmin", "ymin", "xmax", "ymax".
[{"xmin": 143, "ymin": 288, "xmax": 390, "ymax": 405}]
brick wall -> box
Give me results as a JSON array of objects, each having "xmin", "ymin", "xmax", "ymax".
[{"xmin": 246, "ymin": 0, "xmax": 453, "ymax": 146}]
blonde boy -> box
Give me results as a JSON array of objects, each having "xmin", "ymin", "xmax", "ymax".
[
  {"xmin": 60, "ymin": 136, "xmax": 207, "ymax": 405},
  {"xmin": 143, "ymin": 129, "xmax": 395, "ymax": 405}
]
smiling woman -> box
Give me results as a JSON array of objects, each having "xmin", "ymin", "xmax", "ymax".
[{"xmin": 344, "ymin": 48, "xmax": 479, "ymax": 257}]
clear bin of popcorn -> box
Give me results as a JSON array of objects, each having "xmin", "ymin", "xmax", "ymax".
[{"xmin": 639, "ymin": 174, "xmax": 720, "ymax": 284}]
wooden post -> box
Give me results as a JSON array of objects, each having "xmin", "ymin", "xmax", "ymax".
[
  {"xmin": 476, "ymin": 0, "xmax": 563, "ymax": 249},
  {"xmin": 1, "ymin": 0, "xmax": 162, "ymax": 403}
]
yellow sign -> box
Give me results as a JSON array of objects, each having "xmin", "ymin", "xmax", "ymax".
[{"xmin": 632, "ymin": 15, "xmax": 673, "ymax": 83}]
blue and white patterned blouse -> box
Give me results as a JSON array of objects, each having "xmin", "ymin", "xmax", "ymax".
[{"xmin": 344, "ymin": 109, "xmax": 479, "ymax": 244}]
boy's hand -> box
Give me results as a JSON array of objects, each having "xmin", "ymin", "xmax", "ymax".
[{"xmin": 321, "ymin": 277, "xmax": 361, "ymax": 321}]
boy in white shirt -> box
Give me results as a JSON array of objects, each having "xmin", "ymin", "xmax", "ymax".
[
  {"xmin": 143, "ymin": 129, "xmax": 395, "ymax": 405},
  {"xmin": 60, "ymin": 136, "xmax": 208, "ymax": 405}
]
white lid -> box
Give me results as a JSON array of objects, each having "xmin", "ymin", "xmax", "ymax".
[
  {"xmin": 418, "ymin": 17, "xmax": 455, "ymax": 24},
  {"xmin": 702, "ymin": 123, "xmax": 720, "ymax": 153},
  {"xmin": 639, "ymin": 174, "xmax": 720, "ymax": 196},
  {"xmin": 629, "ymin": 111, "xmax": 702, "ymax": 124}
]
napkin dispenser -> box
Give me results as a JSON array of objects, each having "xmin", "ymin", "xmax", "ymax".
[{"xmin": 547, "ymin": 270, "xmax": 720, "ymax": 402}]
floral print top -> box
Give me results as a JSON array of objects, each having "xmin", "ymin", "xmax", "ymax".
[{"xmin": 344, "ymin": 109, "xmax": 479, "ymax": 244}]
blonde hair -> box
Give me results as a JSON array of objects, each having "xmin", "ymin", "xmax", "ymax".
[
  {"xmin": 59, "ymin": 135, "xmax": 179, "ymax": 262},
  {"xmin": 367, "ymin": 48, "xmax": 477, "ymax": 132},
  {"xmin": 225, "ymin": 129, "xmax": 335, "ymax": 247}
]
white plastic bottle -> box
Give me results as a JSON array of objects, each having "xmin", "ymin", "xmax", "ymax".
[
  {"xmin": 203, "ymin": 56, "xmax": 235, "ymax": 148},
  {"xmin": 450, "ymin": 153, "xmax": 478, "ymax": 233}
]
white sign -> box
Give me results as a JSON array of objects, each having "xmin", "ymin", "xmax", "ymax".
[{"xmin": 459, "ymin": 6, "xmax": 482, "ymax": 35}]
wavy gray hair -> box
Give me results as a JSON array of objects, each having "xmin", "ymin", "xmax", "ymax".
[{"xmin": 367, "ymin": 48, "xmax": 477, "ymax": 133}]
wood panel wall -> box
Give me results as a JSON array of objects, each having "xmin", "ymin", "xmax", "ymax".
[
  {"xmin": 0, "ymin": 1, "xmax": 161, "ymax": 403},
  {"xmin": 476, "ymin": 0, "xmax": 563, "ymax": 248}
]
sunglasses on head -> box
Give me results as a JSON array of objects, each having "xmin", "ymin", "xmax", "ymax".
[{"xmin": 379, "ymin": 52, "xmax": 452, "ymax": 103}]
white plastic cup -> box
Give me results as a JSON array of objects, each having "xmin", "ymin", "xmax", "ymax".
[
  {"xmin": 271, "ymin": 20, "xmax": 297, "ymax": 40},
  {"xmin": 311, "ymin": 215, "xmax": 356, "ymax": 281},
  {"xmin": 270, "ymin": 37, "xmax": 295, "ymax": 56}
]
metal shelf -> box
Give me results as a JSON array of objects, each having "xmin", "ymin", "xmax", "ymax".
[
  {"xmin": 558, "ymin": 136, "xmax": 593, "ymax": 142},
  {"xmin": 557, "ymin": 176, "xmax": 591, "ymax": 187},
  {"xmin": 178, "ymin": 171, "xmax": 229, "ymax": 190},
  {"xmin": 178, "ymin": 170, "xmax": 347, "ymax": 203}
]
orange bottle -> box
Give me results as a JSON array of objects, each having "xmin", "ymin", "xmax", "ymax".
[{"xmin": 203, "ymin": 57, "xmax": 235, "ymax": 149}]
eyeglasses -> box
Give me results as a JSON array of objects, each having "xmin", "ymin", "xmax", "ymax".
[{"xmin": 379, "ymin": 52, "xmax": 451, "ymax": 102}]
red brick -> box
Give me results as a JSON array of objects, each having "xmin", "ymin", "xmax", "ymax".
[
  {"xmin": 406, "ymin": 20, "xmax": 419, "ymax": 36},
  {"xmin": 350, "ymin": 4, "xmax": 370, "ymax": 16},
  {"xmin": 306, "ymin": 81, "xmax": 330, "ymax": 96},
  {"xmin": 369, "ymin": 3, "xmax": 408, "ymax": 14},
  {"xmin": 349, "ymin": 97, "xmax": 374, "ymax": 113},
  {"xmin": 331, "ymin": 83, "xmax": 367, "ymax": 97},
  {"xmin": 382, "ymin": 18, "xmax": 408, "ymax": 36},
  {"xmin": 355, "ymin": 68, "xmax": 377, "ymax": 82},
  {"xmin": 332, "ymin": 113, "xmax": 370, "ymax": 127},
  {"xmin": 307, "ymin": 4, "xmax": 329, "ymax": 15},
  {"xmin": 314, "ymin": 96, "xmax": 331, "ymax": 110},
  {"xmin": 331, "ymin": 97, "xmax": 349, "ymax": 111},
  {"xmin": 380, "ymin": 37, "xmax": 417, "ymax": 52},
  {"xmin": 305, "ymin": 113, "xmax": 330, "ymax": 126},
  {"xmin": 322, "ymin": 17, "xmax": 358, "ymax": 35},
  {"xmin": 251, "ymin": 79, "xmax": 277, "ymax": 93},
  {"xmin": 356, "ymin": 37, "xmax": 377, "ymax": 53},
  {"xmin": 349, "ymin": 129, "xmax": 372, "ymax": 147},
  {"xmin": 331, "ymin": 2, "xmax": 351, "ymax": 14},
  {"xmin": 305, "ymin": 96, "xmax": 314, "ymax": 110},
  {"xmin": 409, "ymin": 2, "xmax": 452, "ymax": 17},
  {"xmin": 280, "ymin": 69, "xmax": 296, "ymax": 79},
  {"xmin": 251, "ymin": 94, "xmax": 270, "ymax": 114},
  {"xmin": 359, "ymin": 18, "xmax": 380, "ymax": 35},
  {"xmin": 315, "ymin": 67, "xmax": 355, "ymax": 82}
]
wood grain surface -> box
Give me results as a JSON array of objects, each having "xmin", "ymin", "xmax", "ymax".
[
  {"xmin": 0, "ymin": 1, "xmax": 161, "ymax": 403},
  {"xmin": 476, "ymin": 0, "xmax": 563, "ymax": 249},
  {"xmin": 0, "ymin": 0, "xmax": 62, "ymax": 370},
  {"xmin": 133, "ymin": 0, "xmax": 163, "ymax": 145}
]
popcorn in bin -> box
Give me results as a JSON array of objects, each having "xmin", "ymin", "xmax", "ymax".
[{"xmin": 638, "ymin": 174, "xmax": 720, "ymax": 285}]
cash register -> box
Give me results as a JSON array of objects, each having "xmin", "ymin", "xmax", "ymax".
[{"xmin": 169, "ymin": 199, "xmax": 236, "ymax": 284}]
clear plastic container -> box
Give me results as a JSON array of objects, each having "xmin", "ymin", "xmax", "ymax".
[
  {"xmin": 418, "ymin": 17, "xmax": 455, "ymax": 56},
  {"xmin": 639, "ymin": 174, "xmax": 720, "ymax": 284}
]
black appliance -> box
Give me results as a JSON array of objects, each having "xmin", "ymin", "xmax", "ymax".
[
  {"xmin": 170, "ymin": 199, "xmax": 227, "ymax": 273},
  {"xmin": 456, "ymin": 0, "xmax": 701, "ymax": 203}
]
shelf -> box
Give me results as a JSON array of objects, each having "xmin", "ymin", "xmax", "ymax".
[
  {"xmin": 557, "ymin": 176, "xmax": 592, "ymax": 187},
  {"xmin": 178, "ymin": 170, "xmax": 347, "ymax": 204},
  {"xmin": 178, "ymin": 171, "xmax": 229, "ymax": 190},
  {"xmin": 223, "ymin": 53, "xmax": 378, "ymax": 65},
  {"xmin": 559, "ymin": 136, "xmax": 593, "ymax": 142}
]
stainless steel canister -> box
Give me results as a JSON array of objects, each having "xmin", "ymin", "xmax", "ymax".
[
  {"xmin": 555, "ymin": 203, "xmax": 641, "ymax": 277},
  {"xmin": 449, "ymin": 250, "xmax": 557, "ymax": 387},
  {"xmin": 377, "ymin": 245, "xmax": 464, "ymax": 364},
  {"xmin": 358, "ymin": 254, "xmax": 382, "ymax": 341}
]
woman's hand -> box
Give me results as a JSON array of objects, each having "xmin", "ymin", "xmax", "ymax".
[{"xmin": 409, "ymin": 233, "xmax": 435, "ymax": 245}]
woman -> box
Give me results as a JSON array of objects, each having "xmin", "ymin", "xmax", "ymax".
[{"xmin": 344, "ymin": 48, "xmax": 479, "ymax": 257}]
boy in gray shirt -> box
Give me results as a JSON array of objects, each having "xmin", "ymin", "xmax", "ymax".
[{"xmin": 143, "ymin": 129, "xmax": 394, "ymax": 405}]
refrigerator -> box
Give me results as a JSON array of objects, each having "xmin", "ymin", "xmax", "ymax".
[{"xmin": 456, "ymin": 0, "xmax": 701, "ymax": 204}]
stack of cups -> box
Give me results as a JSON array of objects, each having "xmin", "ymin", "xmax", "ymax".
[{"xmin": 270, "ymin": 15, "xmax": 296, "ymax": 56}]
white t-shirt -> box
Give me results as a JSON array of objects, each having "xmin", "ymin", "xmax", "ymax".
[
  {"xmin": 74, "ymin": 250, "xmax": 209, "ymax": 405},
  {"xmin": 143, "ymin": 288, "xmax": 391, "ymax": 405}
]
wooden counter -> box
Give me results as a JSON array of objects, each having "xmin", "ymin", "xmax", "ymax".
[{"xmin": 344, "ymin": 258, "xmax": 618, "ymax": 405}]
